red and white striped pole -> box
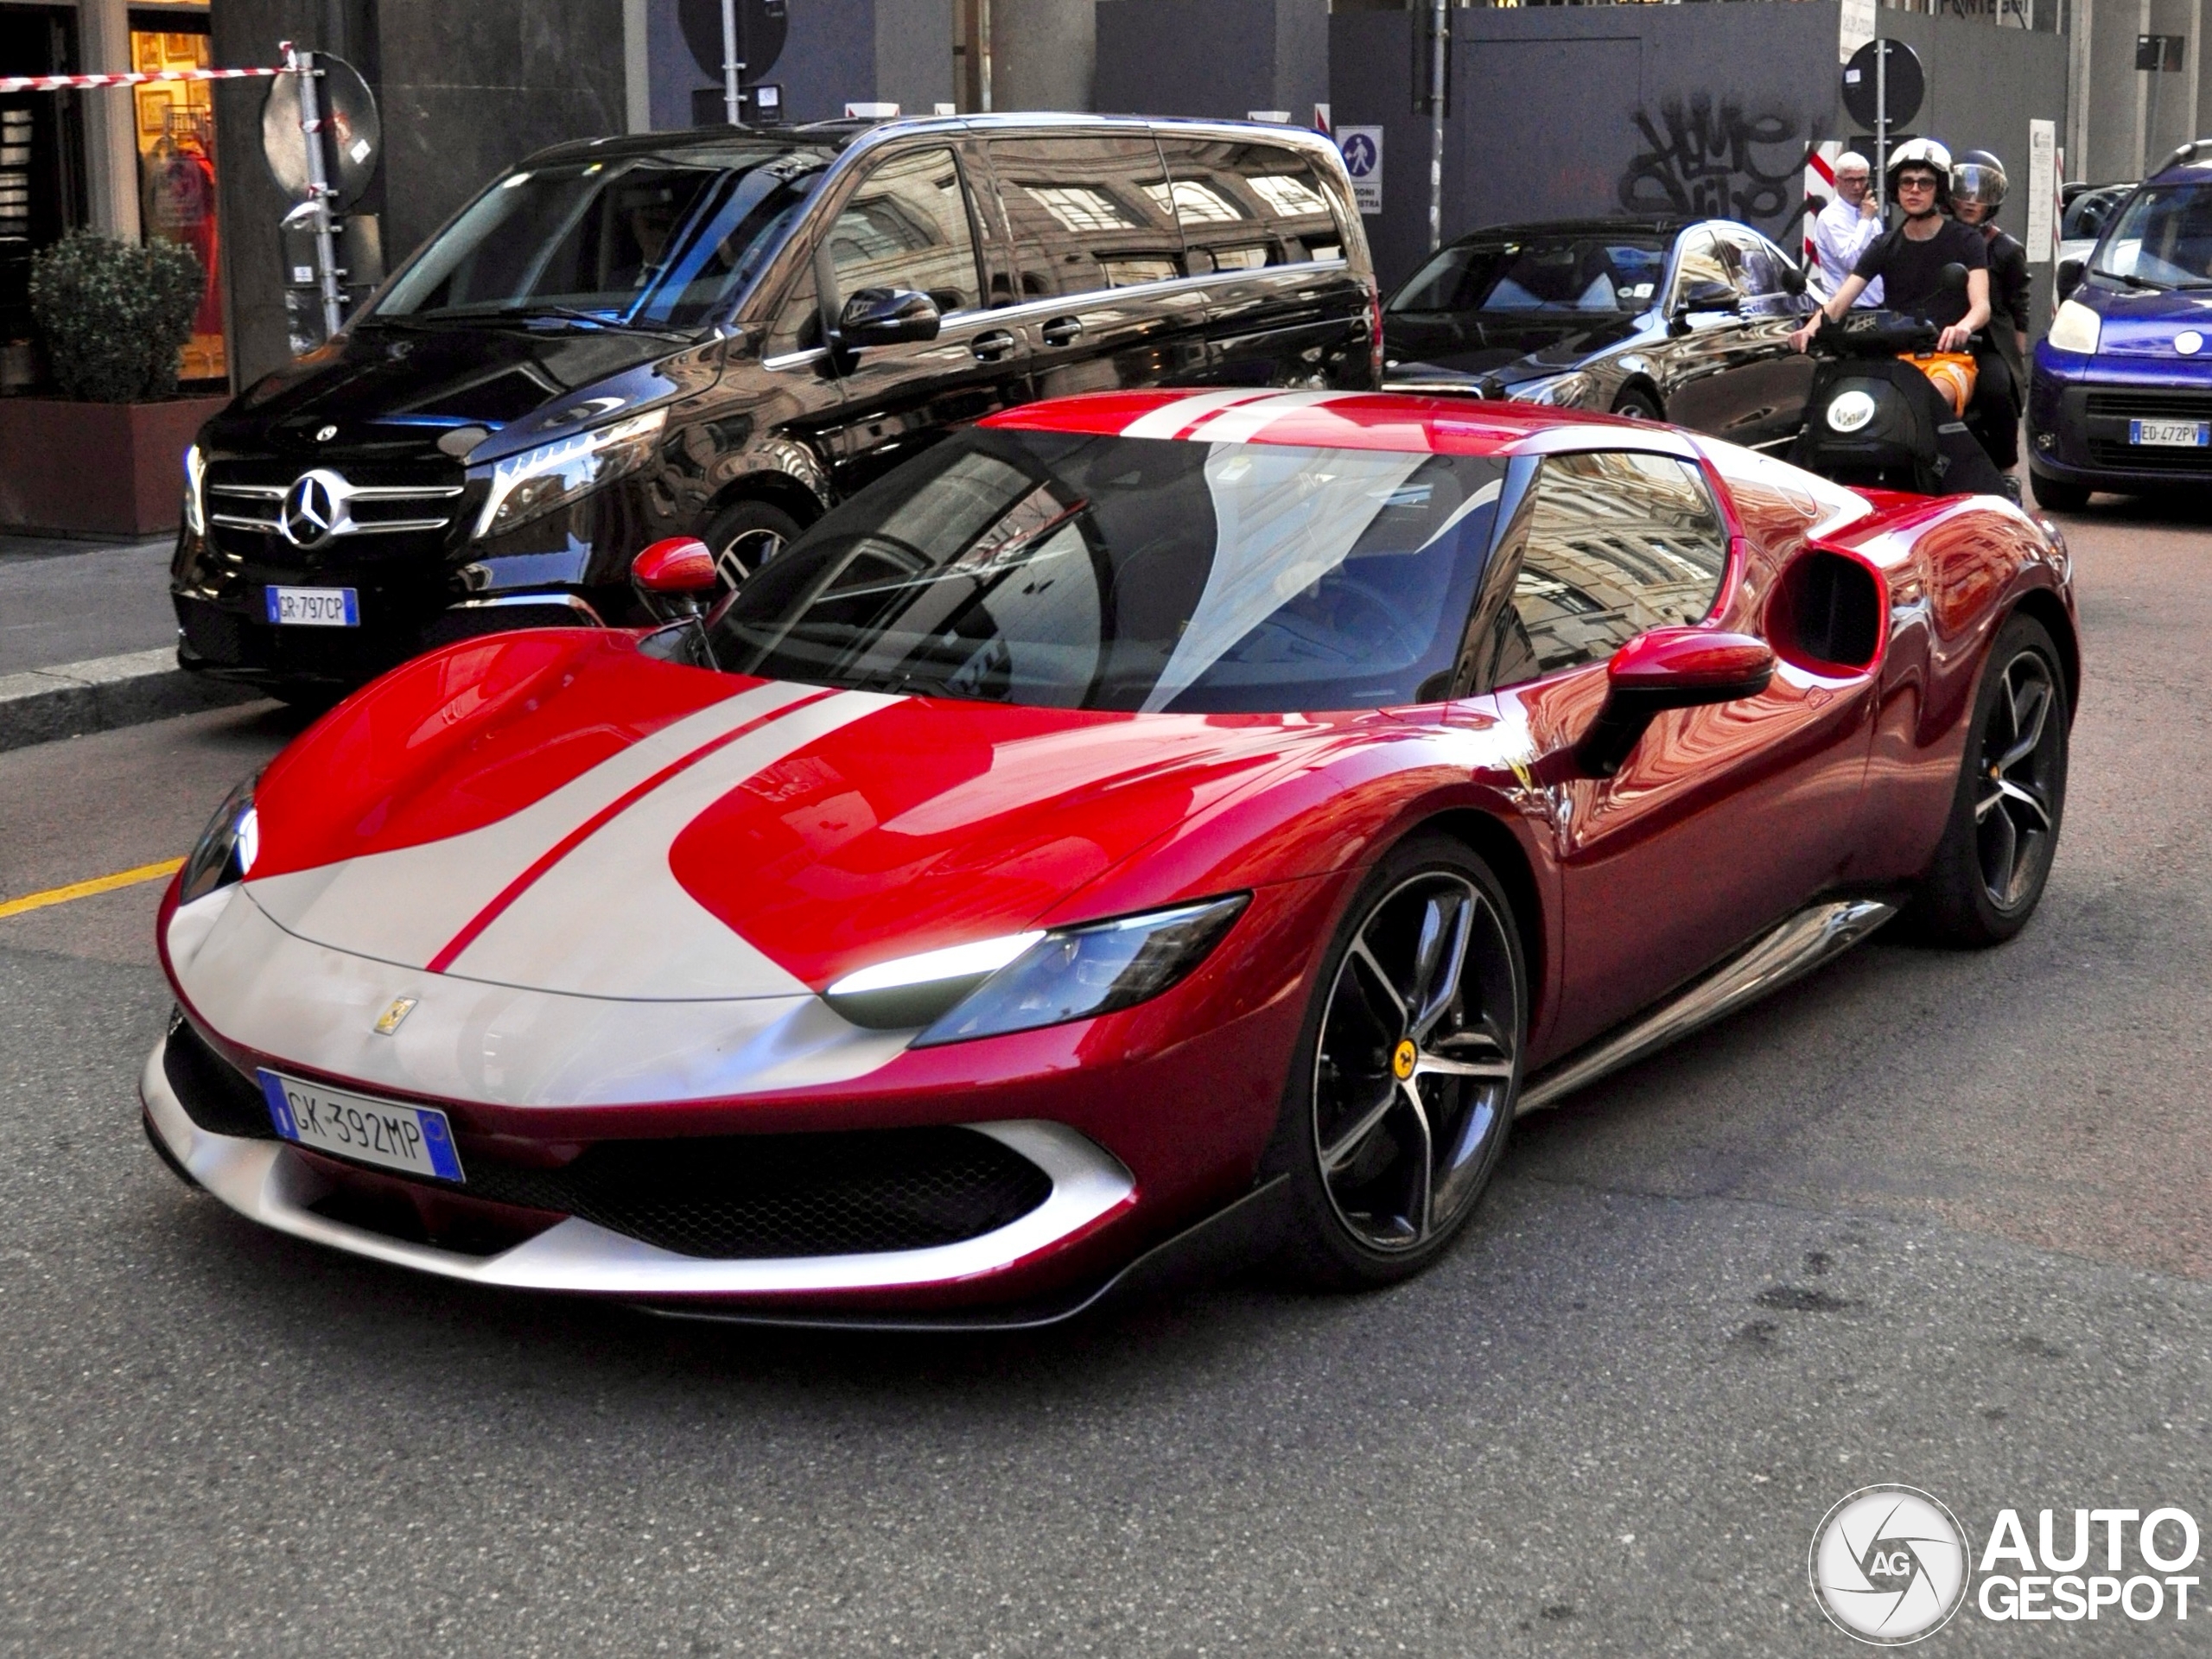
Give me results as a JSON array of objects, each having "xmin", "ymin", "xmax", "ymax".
[{"xmin": 0, "ymin": 66, "xmax": 284, "ymax": 94}]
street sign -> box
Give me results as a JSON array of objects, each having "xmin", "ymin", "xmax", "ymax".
[
  {"xmin": 679, "ymin": 0, "xmax": 787, "ymax": 81},
  {"xmin": 2027, "ymin": 118, "xmax": 2056, "ymax": 264},
  {"xmin": 1338, "ymin": 125, "xmax": 1382, "ymax": 215},
  {"xmin": 259, "ymin": 54, "xmax": 379, "ymax": 212},
  {"xmin": 1839, "ymin": 0, "xmax": 1877, "ymax": 63},
  {"xmin": 1841, "ymin": 38, "xmax": 1923, "ymax": 132}
]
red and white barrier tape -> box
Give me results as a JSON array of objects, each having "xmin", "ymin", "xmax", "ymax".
[{"xmin": 0, "ymin": 66, "xmax": 284, "ymax": 94}]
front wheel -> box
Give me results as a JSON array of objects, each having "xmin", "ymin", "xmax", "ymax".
[
  {"xmin": 2029, "ymin": 467, "xmax": 2092, "ymax": 513},
  {"xmin": 1911, "ymin": 613, "xmax": 2069, "ymax": 946},
  {"xmin": 1268, "ymin": 835, "xmax": 1527, "ymax": 1288},
  {"xmin": 701, "ymin": 499, "xmax": 803, "ymax": 597}
]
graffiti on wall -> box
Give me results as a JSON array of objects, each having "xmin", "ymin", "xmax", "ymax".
[{"xmin": 1617, "ymin": 96, "xmax": 1817, "ymax": 236}]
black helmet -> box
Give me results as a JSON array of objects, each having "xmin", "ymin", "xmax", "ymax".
[{"xmin": 1954, "ymin": 149, "xmax": 2008, "ymax": 210}]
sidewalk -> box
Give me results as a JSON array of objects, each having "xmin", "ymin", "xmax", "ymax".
[{"xmin": 0, "ymin": 533, "xmax": 178, "ymax": 675}]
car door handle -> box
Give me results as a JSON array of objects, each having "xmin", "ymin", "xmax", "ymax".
[
  {"xmin": 970, "ymin": 330, "xmax": 1018, "ymax": 361},
  {"xmin": 1039, "ymin": 316, "xmax": 1083, "ymax": 347}
]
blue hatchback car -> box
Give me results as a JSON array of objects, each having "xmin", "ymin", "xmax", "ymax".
[{"xmin": 2028, "ymin": 143, "xmax": 2212, "ymax": 510}]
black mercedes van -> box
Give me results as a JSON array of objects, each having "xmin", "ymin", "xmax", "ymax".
[{"xmin": 171, "ymin": 114, "xmax": 1378, "ymax": 697}]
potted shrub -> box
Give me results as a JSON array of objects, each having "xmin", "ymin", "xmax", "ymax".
[{"xmin": 0, "ymin": 230, "xmax": 231, "ymax": 537}]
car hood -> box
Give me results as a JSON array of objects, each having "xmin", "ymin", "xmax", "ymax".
[
  {"xmin": 233, "ymin": 631, "xmax": 1320, "ymax": 1004},
  {"xmin": 207, "ymin": 321, "xmax": 715, "ymax": 461},
  {"xmin": 1383, "ymin": 310, "xmax": 1647, "ymax": 385},
  {"xmin": 2071, "ymin": 279, "xmax": 2212, "ymax": 359}
]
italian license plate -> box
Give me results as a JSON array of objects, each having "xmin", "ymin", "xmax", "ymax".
[
  {"xmin": 258, "ymin": 1070, "xmax": 465, "ymax": 1182},
  {"xmin": 2127, "ymin": 418, "xmax": 2211, "ymax": 448},
  {"xmin": 264, "ymin": 586, "xmax": 359, "ymax": 626}
]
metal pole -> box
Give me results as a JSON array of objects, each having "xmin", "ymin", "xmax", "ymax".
[
  {"xmin": 977, "ymin": 0, "xmax": 993, "ymax": 112},
  {"xmin": 1874, "ymin": 31, "xmax": 1888, "ymax": 227},
  {"xmin": 721, "ymin": 0, "xmax": 743, "ymax": 125},
  {"xmin": 288, "ymin": 43, "xmax": 344, "ymax": 340},
  {"xmin": 1428, "ymin": 0, "xmax": 1448, "ymax": 250}
]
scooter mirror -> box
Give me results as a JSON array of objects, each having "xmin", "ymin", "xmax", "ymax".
[{"xmin": 1938, "ymin": 263, "xmax": 1969, "ymax": 295}]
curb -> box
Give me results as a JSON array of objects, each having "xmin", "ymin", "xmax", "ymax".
[{"xmin": 0, "ymin": 648, "xmax": 266, "ymax": 754}]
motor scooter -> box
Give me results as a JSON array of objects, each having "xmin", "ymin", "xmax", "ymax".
[{"xmin": 1785, "ymin": 266, "xmax": 2012, "ymax": 499}]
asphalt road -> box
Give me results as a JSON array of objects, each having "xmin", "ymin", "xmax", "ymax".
[
  {"xmin": 0, "ymin": 535, "xmax": 178, "ymax": 675},
  {"xmin": 2, "ymin": 499, "xmax": 2209, "ymax": 1656}
]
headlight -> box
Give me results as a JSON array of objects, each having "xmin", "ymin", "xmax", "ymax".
[
  {"xmin": 471, "ymin": 407, "xmax": 667, "ymax": 540},
  {"xmin": 2048, "ymin": 299, "xmax": 2102, "ymax": 355},
  {"xmin": 1504, "ymin": 371, "xmax": 1595, "ymax": 408},
  {"xmin": 182, "ymin": 442, "xmax": 207, "ymax": 538},
  {"xmin": 825, "ymin": 894, "xmax": 1249, "ymax": 1040},
  {"xmin": 179, "ymin": 776, "xmax": 258, "ymax": 904}
]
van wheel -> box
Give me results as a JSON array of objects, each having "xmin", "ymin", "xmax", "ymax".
[
  {"xmin": 2028, "ymin": 468, "xmax": 2091, "ymax": 512},
  {"xmin": 1611, "ymin": 388, "xmax": 1664, "ymax": 422},
  {"xmin": 1267, "ymin": 836, "xmax": 1526, "ymax": 1288},
  {"xmin": 702, "ymin": 499, "xmax": 802, "ymax": 595}
]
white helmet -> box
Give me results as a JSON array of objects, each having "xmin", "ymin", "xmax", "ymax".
[{"xmin": 1885, "ymin": 138, "xmax": 1953, "ymax": 189}]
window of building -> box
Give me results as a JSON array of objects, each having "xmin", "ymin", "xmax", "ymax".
[{"xmin": 130, "ymin": 8, "xmax": 224, "ymax": 383}]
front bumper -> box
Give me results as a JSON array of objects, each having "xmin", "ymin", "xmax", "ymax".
[
  {"xmin": 142, "ymin": 1030, "xmax": 1136, "ymax": 1306},
  {"xmin": 2027, "ymin": 346, "xmax": 2212, "ymax": 491}
]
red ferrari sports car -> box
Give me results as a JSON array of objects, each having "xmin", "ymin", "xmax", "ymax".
[{"xmin": 143, "ymin": 389, "xmax": 2076, "ymax": 1326}]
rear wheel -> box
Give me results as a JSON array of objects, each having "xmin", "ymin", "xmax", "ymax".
[
  {"xmin": 2029, "ymin": 467, "xmax": 2091, "ymax": 512},
  {"xmin": 1611, "ymin": 387, "xmax": 1664, "ymax": 422},
  {"xmin": 1268, "ymin": 835, "xmax": 1526, "ymax": 1288},
  {"xmin": 701, "ymin": 499, "xmax": 803, "ymax": 596},
  {"xmin": 1912, "ymin": 613, "xmax": 2069, "ymax": 946}
]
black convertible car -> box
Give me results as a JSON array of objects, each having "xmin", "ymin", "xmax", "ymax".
[{"xmin": 1382, "ymin": 216, "xmax": 1818, "ymax": 451}]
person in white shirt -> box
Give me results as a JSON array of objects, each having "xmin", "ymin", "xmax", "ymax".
[{"xmin": 1810, "ymin": 152, "xmax": 1885, "ymax": 307}]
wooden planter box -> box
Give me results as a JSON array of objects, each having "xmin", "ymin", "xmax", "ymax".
[{"xmin": 0, "ymin": 393, "xmax": 230, "ymax": 538}]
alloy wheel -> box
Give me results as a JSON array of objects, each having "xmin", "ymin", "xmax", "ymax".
[
  {"xmin": 714, "ymin": 526, "xmax": 785, "ymax": 594},
  {"xmin": 1974, "ymin": 650, "xmax": 2062, "ymax": 910},
  {"xmin": 1312, "ymin": 872, "xmax": 1519, "ymax": 1251}
]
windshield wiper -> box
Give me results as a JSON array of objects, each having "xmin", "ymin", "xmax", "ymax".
[
  {"xmin": 490, "ymin": 304, "xmax": 695, "ymax": 339},
  {"xmin": 2098, "ymin": 270, "xmax": 2167, "ymax": 290}
]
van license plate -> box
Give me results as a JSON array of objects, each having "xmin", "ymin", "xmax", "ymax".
[
  {"xmin": 265, "ymin": 586, "xmax": 359, "ymax": 626},
  {"xmin": 2127, "ymin": 418, "xmax": 2211, "ymax": 448},
  {"xmin": 257, "ymin": 1069, "xmax": 466, "ymax": 1182}
]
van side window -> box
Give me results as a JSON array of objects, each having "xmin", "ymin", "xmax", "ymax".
[
  {"xmin": 824, "ymin": 147, "xmax": 982, "ymax": 316},
  {"xmin": 988, "ymin": 136, "xmax": 1182, "ymax": 298},
  {"xmin": 763, "ymin": 254, "xmax": 821, "ymax": 357},
  {"xmin": 1154, "ymin": 140, "xmax": 1340, "ymax": 270},
  {"xmin": 1490, "ymin": 451, "xmax": 1730, "ymax": 687}
]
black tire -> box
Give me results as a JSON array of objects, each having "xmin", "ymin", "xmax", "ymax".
[
  {"xmin": 2029, "ymin": 467, "xmax": 2092, "ymax": 512},
  {"xmin": 1266, "ymin": 834, "xmax": 1527, "ymax": 1288},
  {"xmin": 1611, "ymin": 386, "xmax": 1665, "ymax": 422},
  {"xmin": 1911, "ymin": 613, "xmax": 2069, "ymax": 947},
  {"xmin": 701, "ymin": 499, "xmax": 803, "ymax": 596}
]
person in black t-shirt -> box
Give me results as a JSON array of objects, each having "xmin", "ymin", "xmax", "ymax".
[{"xmin": 1789, "ymin": 142, "xmax": 1993, "ymax": 353}]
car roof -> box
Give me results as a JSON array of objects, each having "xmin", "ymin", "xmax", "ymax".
[
  {"xmin": 980, "ymin": 389, "xmax": 1702, "ymax": 461},
  {"xmin": 516, "ymin": 111, "xmax": 1346, "ymax": 172}
]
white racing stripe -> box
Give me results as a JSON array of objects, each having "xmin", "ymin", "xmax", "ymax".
[
  {"xmin": 242, "ymin": 680, "xmax": 856, "ymax": 980},
  {"xmin": 1178, "ymin": 390, "xmax": 1358, "ymax": 444},
  {"xmin": 1116, "ymin": 389, "xmax": 1282, "ymax": 440}
]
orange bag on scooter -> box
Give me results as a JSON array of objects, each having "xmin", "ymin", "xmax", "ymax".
[{"xmin": 1899, "ymin": 352, "xmax": 1978, "ymax": 418}]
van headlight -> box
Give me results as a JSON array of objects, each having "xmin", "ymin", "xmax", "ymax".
[
  {"xmin": 182, "ymin": 442, "xmax": 207, "ymax": 538},
  {"xmin": 470, "ymin": 407, "xmax": 667, "ymax": 540},
  {"xmin": 2048, "ymin": 299, "xmax": 2102, "ymax": 355},
  {"xmin": 179, "ymin": 776, "xmax": 259, "ymax": 903},
  {"xmin": 824, "ymin": 894, "xmax": 1250, "ymax": 1040}
]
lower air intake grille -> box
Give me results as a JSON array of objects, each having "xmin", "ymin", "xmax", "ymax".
[{"xmin": 159, "ymin": 1017, "xmax": 1053, "ymax": 1258}]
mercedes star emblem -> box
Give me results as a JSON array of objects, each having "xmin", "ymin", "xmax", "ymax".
[{"xmin": 280, "ymin": 469, "xmax": 348, "ymax": 549}]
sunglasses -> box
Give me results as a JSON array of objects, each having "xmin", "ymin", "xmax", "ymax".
[{"xmin": 1896, "ymin": 175, "xmax": 1940, "ymax": 193}]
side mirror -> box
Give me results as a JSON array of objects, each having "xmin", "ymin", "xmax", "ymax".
[
  {"xmin": 1938, "ymin": 262, "xmax": 1970, "ymax": 295},
  {"xmin": 836, "ymin": 286, "xmax": 942, "ymax": 348},
  {"xmin": 1575, "ymin": 626, "xmax": 1776, "ymax": 777},
  {"xmin": 631, "ymin": 536, "xmax": 717, "ymax": 620},
  {"xmin": 2056, "ymin": 256, "xmax": 2085, "ymax": 301}
]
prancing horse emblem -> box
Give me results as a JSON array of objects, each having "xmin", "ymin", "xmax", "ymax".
[{"xmin": 372, "ymin": 996, "xmax": 418, "ymax": 1036}]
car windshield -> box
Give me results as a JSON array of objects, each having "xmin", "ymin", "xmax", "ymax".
[
  {"xmin": 370, "ymin": 146, "xmax": 832, "ymax": 330},
  {"xmin": 2090, "ymin": 182, "xmax": 2212, "ymax": 288},
  {"xmin": 705, "ymin": 429, "xmax": 1509, "ymax": 714},
  {"xmin": 1389, "ymin": 234, "xmax": 1670, "ymax": 315}
]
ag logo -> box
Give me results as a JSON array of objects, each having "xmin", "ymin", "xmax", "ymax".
[{"xmin": 1810, "ymin": 1485, "xmax": 1970, "ymax": 1644}]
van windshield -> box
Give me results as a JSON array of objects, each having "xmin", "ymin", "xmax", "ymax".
[
  {"xmin": 371, "ymin": 147, "xmax": 832, "ymax": 331},
  {"xmin": 2090, "ymin": 183, "xmax": 2212, "ymax": 289}
]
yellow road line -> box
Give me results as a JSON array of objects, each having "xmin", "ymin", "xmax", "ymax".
[{"xmin": 0, "ymin": 857, "xmax": 184, "ymax": 921}]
